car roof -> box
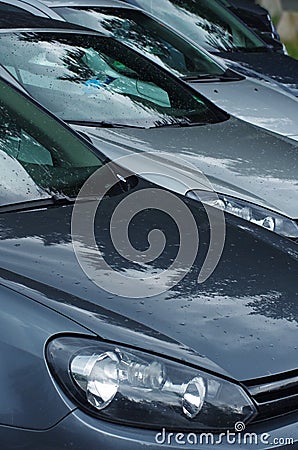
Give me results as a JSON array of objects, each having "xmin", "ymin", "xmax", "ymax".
[{"xmin": 0, "ymin": 10, "xmax": 103, "ymax": 33}]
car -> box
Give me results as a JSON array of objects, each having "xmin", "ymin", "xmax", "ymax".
[
  {"xmin": 14, "ymin": 0, "xmax": 298, "ymax": 140},
  {"xmin": 0, "ymin": 0, "xmax": 63, "ymax": 18},
  {"xmin": 0, "ymin": 13, "xmax": 297, "ymax": 244},
  {"xmin": 0, "ymin": 74, "xmax": 297, "ymax": 449},
  {"xmin": 121, "ymin": 0, "xmax": 298, "ymax": 96},
  {"xmin": 0, "ymin": 0, "xmax": 286, "ymax": 57},
  {"xmin": 217, "ymin": 0, "xmax": 285, "ymax": 53}
]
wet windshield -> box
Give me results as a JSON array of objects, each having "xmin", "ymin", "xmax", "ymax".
[
  {"xmin": 55, "ymin": 6, "xmax": 226, "ymax": 78},
  {"xmin": 0, "ymin": 32, "xmax": 227, "ymax": 127},
  {"xmin": 0, "ymin": 79, "xmax": 102, "ymax": 207},
  {"xmin": 123, "ymin": 0, "xmax": 266, "ymax": 53}
]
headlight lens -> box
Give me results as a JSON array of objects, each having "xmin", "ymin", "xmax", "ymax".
[
  {"xmin": 47, "ymin": 337, "xmax": 257, "ymax": 431},
  {"xmin": 187, "ymin": 190, "xmax": 298, "ymax": 239}
]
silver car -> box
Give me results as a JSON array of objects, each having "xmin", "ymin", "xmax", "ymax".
[
  {"xmin": 0, "ymin": 15, "xmax": 297, "ymax": 242},
  {"xmin": 0, "ymin": 0, "xmax": 298, "ymax": 140},
  {"xmin": 122, "ymin": 0, "xmax": 298, "ymax": 96}
]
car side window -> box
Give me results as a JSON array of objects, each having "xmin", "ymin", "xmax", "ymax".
[
  {"xmin": 0, "ymin": 108, "xmax": 53, "ymax": 165},
  {"xmin": 0, "ymin": 84, "xmax": 102, "ymax": 205},
  {"xmin": 0, "ymin": 103, "xmax": 51, "ymax": 203},
  {"xmin": 7, "ymin": 130, "xmax": 53, "ymax": 165}
]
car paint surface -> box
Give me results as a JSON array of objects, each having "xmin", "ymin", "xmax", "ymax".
[
  {"xmin": 71, "ymin": 116, "xmax": 298, "ymax": 220},
  {"xmin": 0, "ymin": 141, "xmax": 297, "ymax": 449},
  {"xmin": 0, "ymin": 202, "xmax": 297, "ymax": 383},
  {"xmin": 188, "ymin": 76, "xmax": 298, "ymax": 137},
  {"xmin": 218, "ymin": 50, "xmax": 298, "ymax": 97},
  {"xmin": 0, "ymin": 407, "xmax": 296, "ymax": 448}
]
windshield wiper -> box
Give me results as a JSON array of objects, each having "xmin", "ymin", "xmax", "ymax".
[
  {"xmin": 224, "ymin": 46, "xmax": 269, "ymax": 54},
  {"xmin": 67, "ymin": 120, "xmax": 142, "ymax": 129},
  {"xmin": 153, "ymin": 121, "xmax": 206, "ymax": 128},
  {"xmin": 181, "ymin": 74, "xmax": 223, "ymax": 82},
  {"xmin": 181, "ymin": 69, "xmax": 243, "ymax": 82},
  {"xmin": 0, "ymin": 194, "xmax": 75, "ymax": 214}
]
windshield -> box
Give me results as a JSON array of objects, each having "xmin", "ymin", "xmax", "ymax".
[
  {"xmin": 0, "ymin": 79, "xmax": 102, "ymax": 207},
  {"xmin": 124, "ymin": 0, "xmax": 266, "ymax": 52},
  {"xmin": 0, "ymin": 32, "xmax": 227, "ymax": 127},
  {"xmin": 54, "ymin": 6, "xmax": 226, "ymax": 78},
  {"xmin": 0, "ymin": 3, "xmax": 34, "ymax": 15}
]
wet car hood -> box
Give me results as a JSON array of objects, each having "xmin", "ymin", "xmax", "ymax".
[
  {"xmin": 72, "ymin": 117, "xmax": 298, "ymax": 219},
  {"xmin": 189, "ymin": 77, "xmax": 298, "ymax": 137},
  {"xmin": 0, "ymin": 204, "xmax": 297, "ymax": 382},
  {"xmin": 218, "ymin": 52, "xmax": 298, "ymax": 96}
]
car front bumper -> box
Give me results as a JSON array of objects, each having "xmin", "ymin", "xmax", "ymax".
[{"xmin": 0, "ymin": 409, "xmax": 297, "ymax": 449}]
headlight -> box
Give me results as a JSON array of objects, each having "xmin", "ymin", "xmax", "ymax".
[
  {"xmin": 47, "ymin": 337, "xmax": 257, "ymax": 431},
  {"xmin": 186, "ymin": 190, "xmax": 298, "ymax": 239}
]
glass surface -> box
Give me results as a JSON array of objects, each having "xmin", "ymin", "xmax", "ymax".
[
  {"xmin": 0, "ymin": 32, "xmax": 227, "ymax": 127},
  {"xmin": 56, "ymin": 6, "xmax": 226, "ymax": 78},
  {"xmin": 0, "ymin": 3, "xmax": 33, "ymax": 15},
  {"xmin": 124, "ymin": 0, "xmax": 266, "ymax": 52},
  {"xmin": 0, "ymin": 79, "xmax": 102, "ymax": 206}
]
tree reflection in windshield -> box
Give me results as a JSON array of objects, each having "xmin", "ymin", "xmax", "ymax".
[
  {"xmin": 123, "ymin": 0, "xmax": 265, "ymax": 52},
  {"xmin": 57, "ymin": 7, "xmax": 225, "ymax": 77},
  {"xmin": 0, "ymin": 32, "xmax": 227, "ymax": 127}
]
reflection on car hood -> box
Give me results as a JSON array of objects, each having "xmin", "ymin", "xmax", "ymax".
[
  {"xmin": 189, "ymin": 77, "xmax": 298, "ymax": 138},
  {"xmin": 73, "ymin": 117, "xmax": 298, "ymax": 219},
  {"xmin": 0, "ymin": 205, "xmax": 297, "ymax": 382},
  {"xmin": 218, "ymin": 52, "xmax": 298, "ymax": 96}
]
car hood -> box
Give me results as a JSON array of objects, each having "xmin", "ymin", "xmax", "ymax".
[
  {"xmin": 73, "ymin": 117, "xmax": 298, "ymax": 219},
  {"xmin": 218, "ymin": 51, "xmax": 298, "ymax": 96},
  {"xmin": 0, "ymin": 205, "xmax": 297, "ymax": 382},
  {"xmin": 189, "ymin": 77, "xmax": 298, "ymax": 138}
]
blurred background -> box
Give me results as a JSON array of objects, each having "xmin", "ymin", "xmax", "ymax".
[{"xmin": 259, "ymin": 0, "xmax": 298, "ymax": 57}]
